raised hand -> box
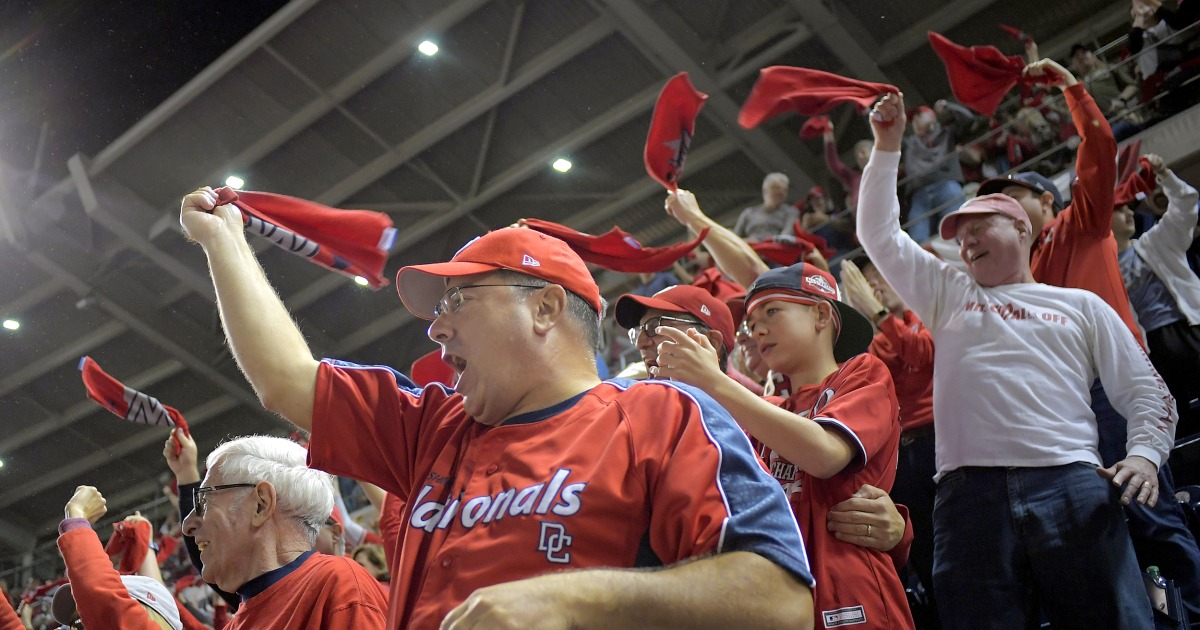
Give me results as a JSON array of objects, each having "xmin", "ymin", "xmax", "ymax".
[
  {"xmin": 868, "ymin": 93, "xmax": 906, "ymax": 153},
  {"xmin": 65, "ymin": 485, "xmax": 108, "ymax": 524},
  {"xmin": 164, "ymin": 427, "xmax": 201, "ymax": 485},
  {"xmin": 179, "ymin": 187, "xmax": 245, "ymax": 247}
]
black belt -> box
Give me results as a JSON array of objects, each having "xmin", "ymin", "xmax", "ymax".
[{"xmin": 900, "ymin": 423, "xmax": 935, "ymax": 446}]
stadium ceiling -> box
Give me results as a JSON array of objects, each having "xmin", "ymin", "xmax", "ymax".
[{"xmin": 0, "ymin": 0, "xmax": 1133, "ymax": 557}]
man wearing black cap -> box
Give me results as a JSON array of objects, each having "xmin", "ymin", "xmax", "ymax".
[{"xmin": 977, "ymin": 58, "xmax": 1200, "ymax": 617}]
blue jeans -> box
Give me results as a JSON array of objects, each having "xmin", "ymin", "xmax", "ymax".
[
  {"xmin": 932, "ymin": 463, "xmax": 1153, "ymax": 630},
  {"xmin": 907, "ymin": 180, "xmax": 965, "ymax": 243},
  {"xmin": 1094, "ymin": 381, "xmax": 1200, "ymax": 620}
]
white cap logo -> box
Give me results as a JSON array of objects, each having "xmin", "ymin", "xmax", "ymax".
[
  {"xmin": 804, "ymin": 274, "xmax": 836, "ymax": 297},
  {"xmin": 699, "ymin": 304, "xmax": 711, "ymax": 316},
  {"xmin": 522, "ymin": 254, "xmax": 541, "ymax": 267}
]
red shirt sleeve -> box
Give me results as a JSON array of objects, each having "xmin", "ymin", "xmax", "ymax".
[
  {"xmin": 378, "ymin": 492, "xmax": 405, "ymax": 574},
  {"xmin": 877, "ymin": 311, "xmax": 935, "ymax": 370},
  {"xmin": 0, "ymin": 595, "xmax": 21, "ymax": 630},
  {"xmin": 811, "ymin": 355, "xmax": 901, "ymax": 474},
  {"xmin": 308, "ymin": 361, "xmax": 460, "ymax": 502},
  {"xmin": 1060, "ymin": 84, "xmax": 1118, "ymax": 240},
  {"xmin": 888, "ymin": 503, "xmax": 914, "ymax": 573},
  {"xmin": 57, "ymin": 527, "xmax": 166, "ymax": 630}
]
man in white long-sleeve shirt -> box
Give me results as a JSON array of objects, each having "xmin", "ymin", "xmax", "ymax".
[{"xmin": 856, "ymin": 92, "xmax": 1176, "ymax": 630}]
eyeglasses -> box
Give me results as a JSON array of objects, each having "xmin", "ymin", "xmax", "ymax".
[
  {"xmin": 193, "ymin": 483, "xmax": 257, "ymax": 517},
  {"xmin": 627, "ymin": 315, "xmax": 707, "ymax": 344},
  {"xmin": 433, "ymin": 284, "xmax": 545, "ymax": 317}
]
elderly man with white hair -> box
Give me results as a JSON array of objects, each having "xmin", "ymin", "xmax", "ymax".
[{"xmin": 181, "ymin": 435, "xmax": 387, "ymax": 629}]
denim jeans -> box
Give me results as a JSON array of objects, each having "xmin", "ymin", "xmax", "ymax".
[
  {"xmin": 932, "ymin": 463, "xmax": 1153, "ymax": 630},
  {"xmin": 1094, "ymin": 381, "xmax": 1200, "ymax": 620},
  {"xmin": 907, "ymin": 180, "xmax": 965, "ymax": 243}
]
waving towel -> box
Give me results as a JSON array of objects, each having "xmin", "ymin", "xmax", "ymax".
[
  {"xmin": 927, "ymin": 31, "xmax": 1061, "ymax": 117},
  {"xmin": 644, "ymin": 72, "xmax": 708, "ymax": 190},
  {"xmin": 79, "ymin": 356, "xmax": 190, "ymax": 455},
  {"xmin": 739, "ymin": 66, "xmax": 897, "ymax": 129},
  {"xmin": 521, "ymin": 218, "xmax": 709, "ymax": 273},
  {"xmin": 211, "ymin": 187, "xmax": 396, "ymax": 289}
]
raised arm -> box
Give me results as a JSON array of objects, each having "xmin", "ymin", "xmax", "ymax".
[
  {"xmin": 180, "ymin": 188, "xmax": 319, "ymax": 429},
  {"xmin": 1138, "ymin": 157, "xmax": 1200, "ymax": 254},
  {"xmin": 856, "ymin": 94, "xmax": 952, "ymax": 325},
  {"xmin": 823, "ymin": 124, "xmax": 857, "ymax": 187},
  {"xmin": 665, "ymin": 190, "xmax": 769, "ymax": 289},
  {"xmin": 441, "ymin": 551, "xmax": 811, "ymax": 630},
  {"xmin": 1024, "ymin": 60, "xmax": 1116, "ymax": 239}
]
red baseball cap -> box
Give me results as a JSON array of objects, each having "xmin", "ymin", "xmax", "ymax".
[
  {"xmin": 938, "ymin": 193, "xmax": 1033, "ymax": 240},
  {"xmin": 396, "ymin": 227, "xmax": 602, "ymax": 320},
  {"xmin": 745, "ymin": 262, "xmax": 874, "ymax": 362},
  {"xmin": 615, "ymin": 285, "xmax": 736, "ymax": 353}
]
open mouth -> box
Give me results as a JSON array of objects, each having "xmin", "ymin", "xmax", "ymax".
[
  {"xmin": 197, "ymin": 541, "xmax": 210, "ymax": 553},
  {"xmin": 759, "ymin": 342, "xmax": 777, "ymax": 356},
  {"xmin": 443, "ymin": 353, "xmax": 467, "ymax": 375},
  {"xmin": 969, "ymin": 251, "xmax": 988, "ymax": 262}
]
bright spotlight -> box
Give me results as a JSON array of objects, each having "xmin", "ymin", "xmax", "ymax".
[
  {"xmin": 2, "ymin": 319, "xmax": 18, "ymax": 331},
  {"xmin": 552, "ymin": 158, "xmax": 573, "ymax": 173},
  {"xmin": 354, "ymin": 276, "xmax": 370, "ymax": 286},
  {"xmin": 418, "ymin": 40, "xmax": 439, "ymax": 56},
  {"xmin": 225, "ymin": 175, "xmax": 245, "ymax": 189}
]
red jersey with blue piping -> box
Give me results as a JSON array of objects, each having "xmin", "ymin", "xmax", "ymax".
[
  {"xmin": 756, "ymin": 353, "xmax": 913, "ymax": 629},
  {"xmin": 307, "ymin": 360, "xmax": 814, "ymax": 630}
]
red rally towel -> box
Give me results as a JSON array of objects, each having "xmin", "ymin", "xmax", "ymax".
[
  {"xmin": 211, "ymin": 187, "xmax": 397, "ymax": 289},
  {"xmin": 79, "ymin": 356, "xmax": 190, "ymax": 455},
  {"xmin": 998, "ymin": 23, "xmax": 1034, "ymax": 45},
  {"xmin": 927, "ymin": 31, "xmax": 1061, "ymax": 117},
  {"xmin": 689, "ymin": 267, "xmax": 746, "ymax": 302},
  {"xmin": 105, "ymin": 519, "xmax": 151, "ymax": 575},
  {"xmin": 1115, "ymin": 157, "xmax": 1158, "ymax": 208},
  {"xmin": 644, "ymin": 72, "xmax": 708, "ymax": 190},
  {"xmin": 520, "ymin": 218, "xmax": 710, "ymax": 273},
  {"xmin": 738, "ymin": 66, "xmax": 898, "ymax": 129},
  {"xmin": 799, "ymin": 115, "xmax": 832, "ymax": 139}
]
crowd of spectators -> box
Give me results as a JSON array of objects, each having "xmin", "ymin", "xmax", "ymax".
[{"xmin": 2, "ymin": 3, "xmax": 1200, "ymax": 629}]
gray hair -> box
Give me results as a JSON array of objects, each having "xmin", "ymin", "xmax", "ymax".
[
  {"xmin": 207, "ymin": 435, "xmax": 334, "ymax": 544},
  {"xmin": 762, "ymin": 172, "xmax": 789, "ymax": 188}
]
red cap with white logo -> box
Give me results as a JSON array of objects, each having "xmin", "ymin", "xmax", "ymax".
[
  {"xmin": 396, "ymin": 227, "xmax": 602, "ymax": 319},
  {"xmin": 614, "ymin": 285, "xmax": 736, "ymax": 352}
]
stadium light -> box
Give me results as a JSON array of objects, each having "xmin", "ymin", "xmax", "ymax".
[
  {"xmin": 552, "ymin": 158, "xmax": 572, "ymax": 173},
  {"xmin": 2, "ymin": 319, "xmax": 18, "ymax": 331},
  {"xmin": 418, "ymin": 40, "xmax": 439, "ymax": 56},
  {"xmin": 225, "ymin": 175, "xmax": 245, "ymax": 189}
]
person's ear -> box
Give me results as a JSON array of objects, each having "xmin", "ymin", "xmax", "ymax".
[
  {"xmin": 250, "ymin": 482, "xmax": 276, "ymax": 527},
  {"xmin": 814, "ymin": 302, "xmax": 836, "ymax": 334},
  {"xmin": 1040, "ymin": 191, "xmax": 1056, "ymax": 216},
  {"xmin": 530, "ymin": 285, "xmax": 568, "ymax": 335}
]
